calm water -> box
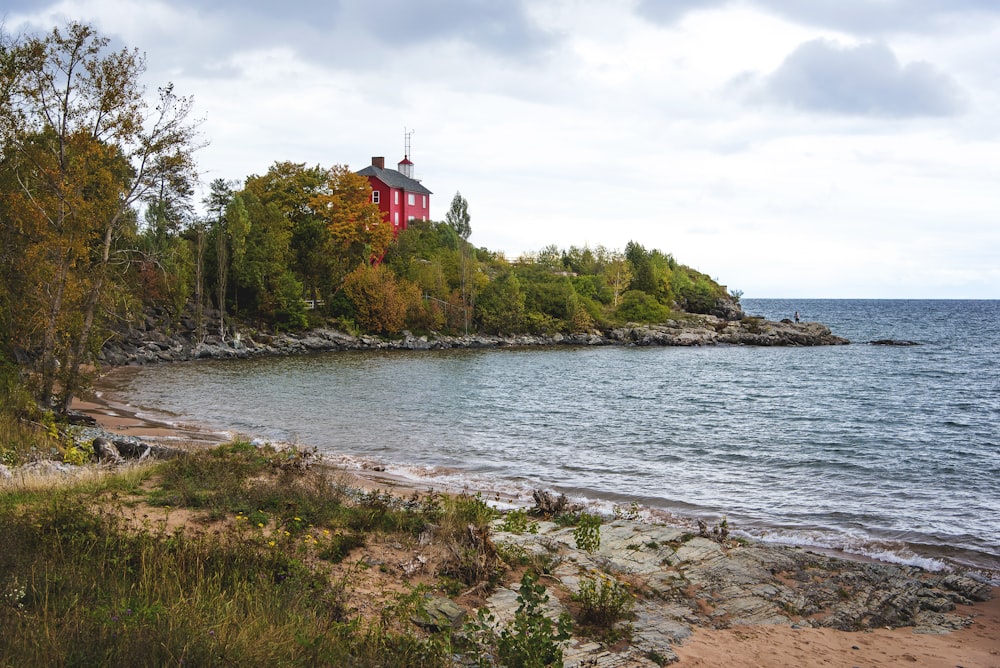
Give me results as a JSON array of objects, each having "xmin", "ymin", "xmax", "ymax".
[{"xmin": 100, "ymin": 299, "xmax": 1000, "ymax": 577}]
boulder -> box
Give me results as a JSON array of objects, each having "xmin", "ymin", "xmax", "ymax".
[
  {"xmin": 412, "ymin": 595, "xmax": 466, "ymax": 630},
  {"xmin": 92, "ymin": 437, "xmax": 123, "ymax": 464}
]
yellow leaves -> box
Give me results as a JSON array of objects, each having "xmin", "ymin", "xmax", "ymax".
[
  {"xmin": 311, "ymin": 165, "xmax": 392, "ymax": 266},
  {"xmin": 341, "ymin": 264, "xmax": 410, "ymax": 335}
]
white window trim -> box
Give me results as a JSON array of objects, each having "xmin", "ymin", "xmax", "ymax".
[
  {"xmin": 394, "ymin": 191, "xmax": 399, "ymax": 205},
  {"xmin": 372, "ymin": 191, "xmax": 380, "ymax": 204},
  {"xmin": 422, "ymin": 195, "xmax": 426, "ymax": 208},
  {"xmin": 407, "ymin": 193, "xmax": 416, "ymax": 206}
]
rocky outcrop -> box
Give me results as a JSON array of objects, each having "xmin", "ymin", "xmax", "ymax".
[
  {"xmin": 489, "ymin": 514, "xmax": 992, "ymax": 666},
  {"xmin": 607, "ymin": 317, "xmax": 848, "ymax": 347},
  {"xmin": 97, "ymin": 312, "xmax": 849, "ymax": 367}
]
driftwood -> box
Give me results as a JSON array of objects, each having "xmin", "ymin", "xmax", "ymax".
[
  {"xmin": 531, "ymin": 489, "xmax": 575, "ymax": 516},
  {"xmin": 92, "ymin": 436, "xmax": 186, "ymax": 463}
]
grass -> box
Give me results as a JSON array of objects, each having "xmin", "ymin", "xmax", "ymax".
[
  {"xmin": 0, "ymin": 438, "xmax": 513, "ymax": 667},
  {"xmin": 0, "ymin": 406, "xmax": 62, "ymax": 467}
]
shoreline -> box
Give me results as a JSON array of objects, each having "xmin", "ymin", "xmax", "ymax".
[
  {"xmin": 81, "ymin": 365, "xmax": 1000, "ymax": 581},
  {"xmin": 69, "ymin": 385, "xmax": 1000, "ymax": 667}
]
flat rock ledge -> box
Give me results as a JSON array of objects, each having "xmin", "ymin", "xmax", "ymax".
[
  {"xmin": 487, "ymin": 519, "xmax": 991, "ymax": 667},
  {"xmin": 99, "ymin": 315, "xmax": 848, "ymax": 367}
]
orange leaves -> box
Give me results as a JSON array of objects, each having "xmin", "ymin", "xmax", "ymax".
[
  {"xmin": 341, "ymin": 264, "xmax": 409, "ymax": 335},
  {"xmin": 311, "ymin": 165, "xmax": 392, "ymax": 267}
]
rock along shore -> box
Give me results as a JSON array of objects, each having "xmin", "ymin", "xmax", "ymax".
[{"xmin": 99, "ymin": 313, "xmax": 849, "ymax": 367}]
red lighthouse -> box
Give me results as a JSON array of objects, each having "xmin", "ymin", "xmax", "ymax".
[{"xmin": 356, "ymin": 136, "xmax": 431, "ymax": 234}]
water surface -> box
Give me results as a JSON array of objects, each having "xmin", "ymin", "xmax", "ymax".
[{"xmin": 101, "ymin": 299, "xmax": 1000, "ymax": 577}]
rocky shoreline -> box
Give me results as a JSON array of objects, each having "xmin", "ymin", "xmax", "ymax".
[
  {"xmin": 98, "ymin": 312, "xmax": 849, "ymax": 367},
  {"xmin": 489, "ymin": 515, "xmax": 995, "ymax": 666},
  {"xmin": 8, "ymin": 417, "xmax": 998, "ymax": 667}
]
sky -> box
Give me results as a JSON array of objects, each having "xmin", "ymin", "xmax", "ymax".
[{"xmin": 5, "ymin": 1, "xmax": 1000, "ymax": 298}]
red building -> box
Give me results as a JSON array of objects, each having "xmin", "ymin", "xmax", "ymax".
[{"xmin": 357, "ymin": 155, "xmax": 432, "ymax": 234}]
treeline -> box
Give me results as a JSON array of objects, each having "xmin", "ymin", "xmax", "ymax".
[{"xmin": 0, "ymin": 21, "xmax": 736, "ymax": 414}]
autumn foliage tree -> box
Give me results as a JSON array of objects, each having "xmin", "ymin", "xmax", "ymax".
[
  {"xmin": 341, "ymin": 264, "xmax": 410, "ymax": 334},
  {"xmin": 311, "ymin": 166, "xmax": 392, "ymax": 271},
  {"xmin": 0, "ymin": 22, "xmax": 201, "ymax": 412}
]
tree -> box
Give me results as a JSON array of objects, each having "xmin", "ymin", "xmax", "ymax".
[
  {"xmin": 341, "ymin": 264, "xmax": 408, "ymax": 334},
  {"xmin": 204, "ymin": 178, "xmax": 235, "ymax": 337},
  {"xmin": 236, "ymin": 191, "xmax": 304, "ymax": 329},
  {"xmin": 476, "ymin": 271, "xmax": 525, "ymax": 334},
  {"xmin": 0, "ymin": 22, "xmax": 202, "ymax": 411},
  {"xmin": 445, "ymin": 191, "xmax": 471, "ymax": 241},
  {"xmin": 242, "ymin": 161, "xmax": 330, "ymax": 307},
  {"xmin": 600, "ymin": 252, "xmax": 633, "ymax": 308},
  {"xmin": 138, "ymin": 152, "xmax": 197, "ymax": 322},
  {"xmin": 311, "ymin": 165, "xmax": 390, "ymax": 272},
  {"xmin": 225, "ymin": 193, "xmax": 250, "ymax": 316},
  {"xmin": 446, "ymin": 191, "xmax": 475, "ymax": 334}
]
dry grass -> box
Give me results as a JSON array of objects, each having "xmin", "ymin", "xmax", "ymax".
[{"xmin": 0, "ymin": 439, "xmax": 521, "ymax": 666}]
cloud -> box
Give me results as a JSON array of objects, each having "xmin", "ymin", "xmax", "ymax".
[
  {"xmin": 754, "ymin": 0, "xmax": 1000, "ymax": 35},
  {"xmin": 337, "ymin": 0, "xmax": 554, "ymax": 57},
  {"xmin": 633, "ymin": 0, "xmax": 727, "ymax": 25},
  {"xmin": 755, "ymin": 39, "xmax": 965, "ymax": 117},
  {"xmin": 6, "ymin": 0, "xmax": 554, "ymax": 80},
  {"xmin": 633, "ymin": 0, "xmax": 1000, "ymax": 34}
]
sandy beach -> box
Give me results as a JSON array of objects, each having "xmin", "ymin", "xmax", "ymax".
[
  {"xmin": 71, "ymin": 390, "xmax": 1000, "ymax": 668},
  {"xmin": 673, "ymin": 596, "xmax": 1000, "ymax": 667}
]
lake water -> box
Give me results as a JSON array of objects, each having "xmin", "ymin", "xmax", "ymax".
[{"xmin": 99, "ymin": 299, "xmax": 1000, "ymax": 579}]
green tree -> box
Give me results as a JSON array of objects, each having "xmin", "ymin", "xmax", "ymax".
[
  {"xmin": 204, "ymin": 178, "xmax": 235, "ymax": 337},
  {"xmin": 600, "ymin": 252, "xmax": 633, "ymax": 308},
  {"xmin": 242, "ymin": 161, "xmax": 330, "ymax": 306},
  {"xmin": 237, "ymin": 192, "xmax": 304, "ymax": 329},
  {"xmin": 446, "ymin": 191, "xmax": 474, "ymax": 333},
  {"xmin": 445, "ymin": 191, "xmax": 471, "ymax": 241},
  {"xmin": 476, "ymin": 271, "xmax": 525, "ymax": 334},
  {"xmin": 137, "ymin": 152, "xmax": 196, "ymax": 323}
]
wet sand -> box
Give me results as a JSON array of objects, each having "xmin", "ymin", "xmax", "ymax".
[{"xmin": 70, "ymin": 390, "xmax": 1000, "ymax": 667}]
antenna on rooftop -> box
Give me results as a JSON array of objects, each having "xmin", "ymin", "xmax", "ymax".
[
  {"xmin": 399, "ymin": 127, "xmax": 415, "ymax": 178},
  {"xmin": 404, "ymin": 127, "xmax": 414, "ymax": 159}
]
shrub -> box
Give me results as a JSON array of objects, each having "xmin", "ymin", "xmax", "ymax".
[
  {"xmin": 499, "ymin": 508, "xmax": 538, "ymax": 535},
  {"xmin": 465, "ymin": 571, "xmax": 572, "ymax": 667},
  {"xmin": 616, "ymin": 290, "xmax": 669, "ymax": 323},
  {"xmin": 342, "ymin": 264, "xmax": 409, "ymax": 334},
  {"xmin": 573, "ymin": 513, "xmax": 601, "ymax": 553},
  {"xmin": 573, "ymin": 572, "xmax": 634, "ymax": 631}
]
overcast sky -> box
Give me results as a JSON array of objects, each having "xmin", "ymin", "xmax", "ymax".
[{"xmin": 6, "ymin": 1, "xmax": 1000, "ymax": 298}]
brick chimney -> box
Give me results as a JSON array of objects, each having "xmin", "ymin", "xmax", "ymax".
[{"xmin": 371, "ymin": 156, "xmax": 385, "ymax": 169}]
